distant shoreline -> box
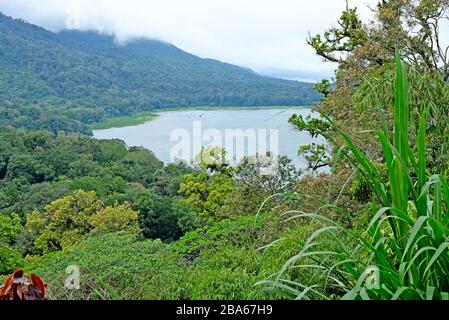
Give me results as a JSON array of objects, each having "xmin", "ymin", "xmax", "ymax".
[{"xmin": 90, "ymin": 105, "xmax": 311, "ymax": 130}]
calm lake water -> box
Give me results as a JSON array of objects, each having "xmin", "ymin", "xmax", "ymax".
[{"xmin": 93, "ymin": 108, "xmax": 323, "ymax": 169}]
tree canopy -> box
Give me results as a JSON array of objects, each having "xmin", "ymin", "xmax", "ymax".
[{"xmin": 0, "ymin": 13, "xmax": 322, "ymax": 134}]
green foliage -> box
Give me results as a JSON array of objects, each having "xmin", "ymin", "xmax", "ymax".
[
  {"xmin": 261, "ymin": 57, "xmax": 449, "ymax": 300},
  {"xmin": 289, "ymin": 114, "xmax": 332, "ymax": 139},
  {"xmin": 0, "ymin": 13, "xmax": 321, "ymax": 134},
  {"xmin": 25, "ymin": 190, "xmax": 140, "ymax": 253},
  {"xmin": 89, "ymin": 112, "xmax": 159, "ymax": 130},
  {"xmin": 25, "ymin": 213, "xmax": 286, "ymax": 300},
  {"xmin": 183, "ymin": 247, "xmax": 265, "ymax": 300},
  {"xmin": 90, "ymin": 203, "xmax": 140, "ymax": 236},
  {"xmin": 132, "ymin": 188, "xmax": 193, "ymax": 242},
  {"xmin": 0, "ymin": 213, "xmax": 22, "ymax": 243},
  {"xmin": 309, "ymin": 0, "xmax": 449, "ymax": 79},
  {"xmin": 25, "ymin": 232, "xmax": 183, "ymax": 300},
  {"xmin": 353, "ymin": 63, "xmax": 449, "ymax": 173},
  {"xmin": 7, "ymin": 0, "xmax": 449, "ymax": 301},
  {"xmin": 298, "ymin": 143, "xmax": 330, "ymax": 172},
  {"xmin": 235, "ymin": 154, "xmax": 299, "ymax": 195},
  {"xmin": 152, "ymin": 163, "xmax": 195, "ymax": 197},
  {"xmin": 304, "ymin": 0, "xmax": 449, "ymax": 171},
  {"xmin": 23, "ymin": 211, "xmax": 352, "ymax": 300},
  {"xmin": 314, "ymin": 79, "xmax": 333, "ymax": 97},
  {"xmin": 195, "ymin": 147, "xmax": 232, "ymax": 174},
  {"xmin": 110, "ymin": 147, "xmax": 163, "ymax": 187},
  {"xmin": 0, "ymin": 130, "xmax": 164, "ymax": 216},
  {"xmin": 0, "ymin": 213, "xmax": 24, "ymax": 275},
  {"xmin": 0, "ymin": 128, "xmax": 204, "ymax": 258},
  {"xmin": 307, "ymin": 7, "xmax": 367, "ymax": 63},
  {"xmin": 0, "ymin": 244, "xmax": 23, "ymax": 275},
  {"xmin": 179, "ymin": 170, "xmax": 236, "ymax": 221},
  {"xmin": 349, "ymin": 173, "xmax": 372, "ymax": 203},
  {"xmin": 173, "ymin": 214, "xmax": 275, "ymax": 259}
]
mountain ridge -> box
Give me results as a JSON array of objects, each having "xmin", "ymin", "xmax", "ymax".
[{"xmin": 0, "ymin": 12, "xmax": 321, "ymax": 134}]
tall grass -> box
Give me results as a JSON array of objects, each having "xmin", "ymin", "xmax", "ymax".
[{"xmin": 257, "ymin": 55, "xmax": 449, "ymax": 300}]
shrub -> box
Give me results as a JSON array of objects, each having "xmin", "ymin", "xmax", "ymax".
[
  {"xmin": 259, "ymin": 56, "xmax": 449, "ymax": 300},
  {"xmin": 0, "ymin": 244, "xmax": 23, "ymax": 275}
]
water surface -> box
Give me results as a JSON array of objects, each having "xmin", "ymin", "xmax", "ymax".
[{"xmin": 93, "ymin": 108, "xmax": 322, "ymax": 169}]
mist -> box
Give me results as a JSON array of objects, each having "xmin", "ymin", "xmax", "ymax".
[{"xmin": 0, "ymin": 0, "xmax": 379, "ymax": 81}]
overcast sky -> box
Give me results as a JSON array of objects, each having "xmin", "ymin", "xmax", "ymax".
[{"xmin": 0, "ymin": 0, "xmax": 379, "ymax": 81}]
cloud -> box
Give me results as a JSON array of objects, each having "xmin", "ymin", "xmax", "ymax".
[{"xmin": 0, "ymin": 0, "xmax": 379, "ymax": 81}]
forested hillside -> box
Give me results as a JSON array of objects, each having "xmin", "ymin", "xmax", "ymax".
[
  {"xmin": 0, "ymin": 128, "xmax": 306, "ymax": 299},
  {"xmin": 0, "ymin": 13, "xmax": 321, "ymax": 134}
]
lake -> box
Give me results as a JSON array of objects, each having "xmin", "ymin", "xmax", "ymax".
[{"xmin": 93, "ymin": 108, "xmax": 323, "ymax": 170}]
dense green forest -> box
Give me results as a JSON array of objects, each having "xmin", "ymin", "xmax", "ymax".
[
  {"xmin": 0, "ymin": 13, "xmax": 321, "ymax": 134},
  {"xmin": 0, "ymin": 128, "xmax": 305, "ymax": 298},
  {"xmin": 2, "ymin": 0, "xmax": 449, "ymax": 300}
]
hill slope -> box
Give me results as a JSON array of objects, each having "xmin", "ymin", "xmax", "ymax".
[{"xmin": 0, "ymin": 13, "xmax": 321, "ymax": 133}]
